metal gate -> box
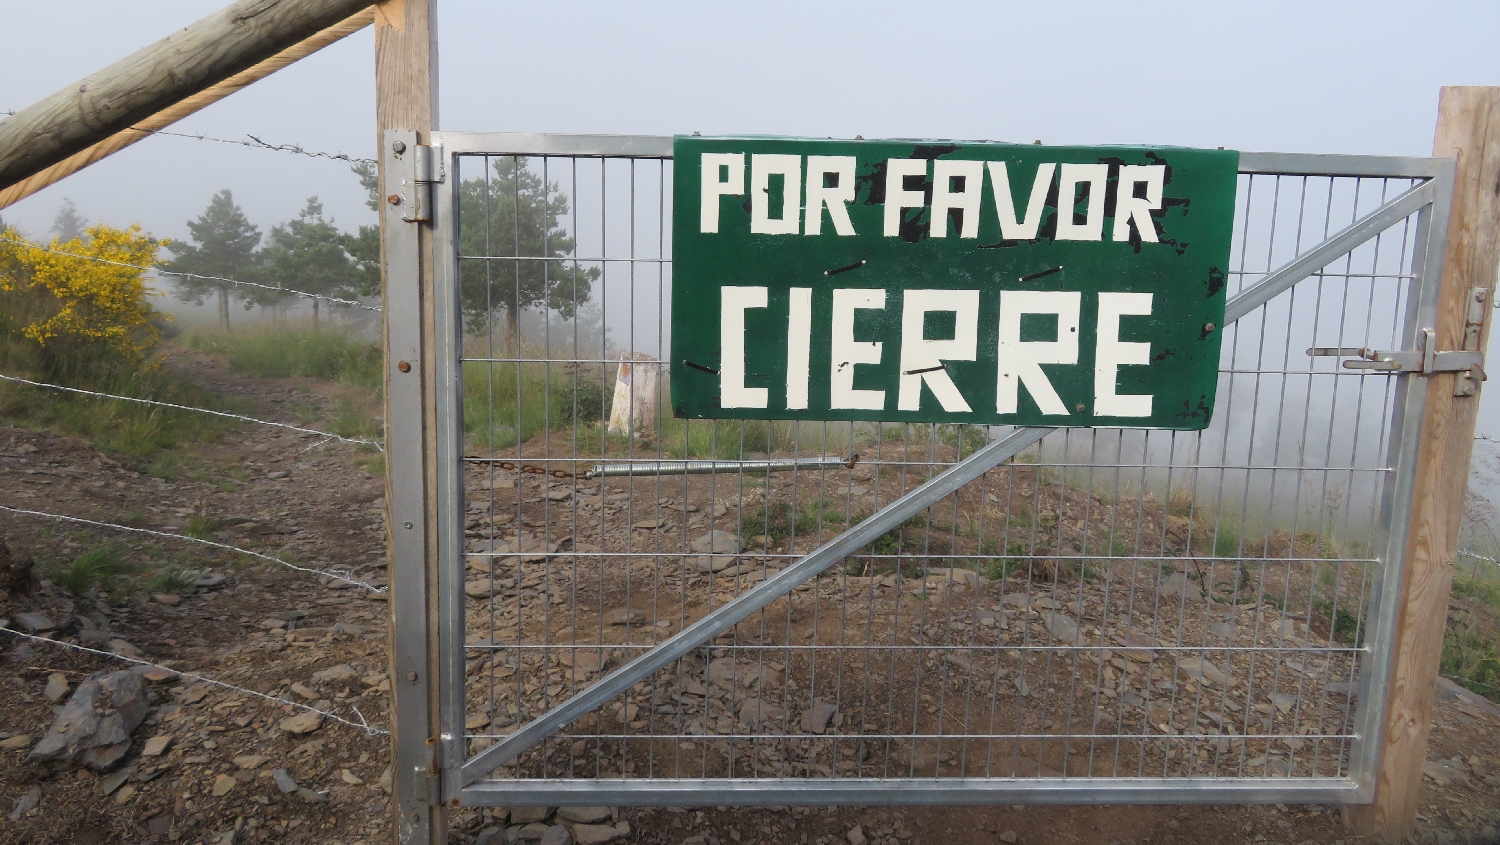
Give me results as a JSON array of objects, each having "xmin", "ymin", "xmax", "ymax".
[{"xmin": 400, "ymin": 133, "xmax": 1455, "ymax": 808}]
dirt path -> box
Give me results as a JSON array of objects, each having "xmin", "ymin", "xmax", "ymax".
[{"xmin": 0, "ymin": 348, "xmax": 1498, "ymax": 845}]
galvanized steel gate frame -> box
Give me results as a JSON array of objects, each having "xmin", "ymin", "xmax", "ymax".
[{"xmin": 383, "ymin": 131, "xmax": 1457, "ymax": 815}]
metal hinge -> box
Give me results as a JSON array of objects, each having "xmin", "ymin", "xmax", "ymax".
[
  {"xmin": 400, "ymin": 144, "xmax": 442, "ymax": 223},
  {"xmin": 1309, "ymin": 297, "xmax": 1489, "ymax": 397}
]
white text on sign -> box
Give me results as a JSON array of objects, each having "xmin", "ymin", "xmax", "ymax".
[
  {"xmin": 700, "ymin": 153, "xmax": 1165, "ymax": 243},
  {"xmin": 720, "ymin": 287, "xmax": 1154, "ymax": 417}
]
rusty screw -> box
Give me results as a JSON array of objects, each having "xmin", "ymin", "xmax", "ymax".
[
  {"xmin": 387, "ymin": 193, "xmax": 401, "ymax": 205},
  {"xmin": 398, "ymin": 361, "xmax": 411, "ymax": 373}
]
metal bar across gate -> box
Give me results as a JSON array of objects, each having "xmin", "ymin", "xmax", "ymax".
[{"xmin": 400, "ymin": 134, "xmax": 1452, "ymax": 807}]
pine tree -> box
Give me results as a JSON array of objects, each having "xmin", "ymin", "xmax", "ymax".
[
  {"xmin": 457, "ymin": 157, "xmax": 598, "ymax": 347},
  {"xmin": 50, "ymin": 199, "xmax": 87, "ymax": 244},
  {"xmin": 261, "ymin": 197, "xmax": 356, "ymax": 324},
  {"xmin": 165, "ymin": 190, "xmax": 262, "ymax": 329},
  {"xmin": 345, "ymin": 161, "xmax": 382, "ymax": 297}
]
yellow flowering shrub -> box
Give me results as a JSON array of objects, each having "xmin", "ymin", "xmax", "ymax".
[{"xmin": 0, "ymin": 224, "xmax": 168, "ymax": 365}]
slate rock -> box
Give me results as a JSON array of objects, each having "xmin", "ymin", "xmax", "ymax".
[
  {"xmin": 475, "ymin": 827, "xmax": 505, "ymax": 845},
  {"xmin": 510, "ymin": 806, "xmax": 553, "ymax": 824},
  {"xmin": 926, "ymin": 568, "xmax": 979, "ymax": 587},
  {"xmin": 1045, "ymin": 613, "xmax": 1080, "ymax": 644},
  {"xmin": 802, "ymin": 700, "xmax": 838, "ymax": 734},
  {"xmin": 1157, "ymin": 572, "xmax": 1203, "ymax": 600},
  {"xmin": 556, "ymin": 806, "xmax": 612, "ymax": 824},
  {"xmin": 43, "ymin": 672, "xmax": 68, "ymax": 702},
  {"xmin": 516, "ymin": 822, "xmax": 551, "ymax": 842},
  {"xmin": 540, "ymin": 825, "xmax": 574, "ymax": 845},
  {"xmin": 848, "ymin": 826, "xmax": 868, "ymax": 845},
  {"xmin": 8, "ymin": 784, "xmax": 40, "ymax": 820},
  {"xmin": 693, "ymin": 555, "xmax": 737, "ymax": 574},
  {"xmin": 28, "ymin": 668, "xmax": 149, "ymax": 770},
  {"xmin": 296, "ymin": 787, "xmax": 327, "ymax": 803},
  {"xmin": 1175, "ymin": 658, "xmax": 1227, "ymax": 686},
  {"xmin": 311, "ymin": 664, "xmax": 358, "ymax": 685},
  {"xmin": 572, "ymin": 823, "xmax": 621, "ymax": 845},
  {"xmin": 603, "ymin": 609, "xmax": 646, "ymax": 626},
  {"xmin": 13, "ymin": 612, "xmax": 53, "ymax": 632},
  {"xmin": 141, "ymin": 735, "xmax": 171, "ymax": 757},
  {"xmin": 466, "ymin": 578, "xmax": 496, "ymax": 598},
  {"xmin": 278, "ymin": 711, "xmax": 323, "ymax": 735},
  {"xmin": 212, "ymin": 773, "xmax": 236, "ymax": 797},
  {"xmin": 690, "ymin": 531, "xmax": 743, "ymax": 555},
  {"xmin": 272, "ymin": 769, "xmax": 299, "ymax": 793}
]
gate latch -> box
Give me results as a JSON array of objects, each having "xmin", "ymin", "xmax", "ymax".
[
  {"xmin": 1309, "ymin": 293, "xmax": 1489, "ymax": 397},
  {"xmin": 400, "ymin": 144, "xmax": 441, "ymax": 223}
]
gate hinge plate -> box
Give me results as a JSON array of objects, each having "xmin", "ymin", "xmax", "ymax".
[
  {"xmin": 1309, "ymin": 324, "xmax": 1486, "ymax": 396},
  {"xmin": 400, "ymin": 144, "xmax": 443, "ymax": 223}
]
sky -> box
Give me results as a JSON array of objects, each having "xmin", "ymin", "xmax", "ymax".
[{"xmin": 2, "ymin": 0, "xmax": 1500, "ymax": 450}]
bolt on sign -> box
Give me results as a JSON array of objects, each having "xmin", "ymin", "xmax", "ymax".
[{"xmin": 669, "ymin": 136, "xmax": 1239, "ymax": 429}]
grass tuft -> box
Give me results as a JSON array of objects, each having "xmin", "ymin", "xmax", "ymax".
[
  {"xmin": 185, "ymin": 324, "xmax": 382, "ymax": 388},
  {"xmin": 146, "ymin": 565, "xmax": 200, "ymax": 594},
  {"xmin": 48, "ymin": 545, "xmax": 131, "ymax": 596}
]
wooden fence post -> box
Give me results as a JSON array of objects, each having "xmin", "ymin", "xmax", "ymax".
[
  {"xmin": 375, "ymin": 1, "xmax": 441, "ymax": 843},
  {"xmin": 1351, "ymin": 86, "xmax": 1500, "ymax": 843}
]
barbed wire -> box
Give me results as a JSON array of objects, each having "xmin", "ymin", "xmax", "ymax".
[
  {"xmin": 0, "ymin": 373, "xmax": 382, "ymax": 450},
  {"xmin": 0, "ymin": 110, "xmax": 373, "ymax": 166},
  {"xmin": 1459, "ymin": 549, "xmax": 1500, "ymax": 566},
  {"xmin": 0, "ymin": 505, "xmax": 386, "ymax": 594},
  {"xmin": 0, "ymin": 625, "xmax": 387, "ymax": 736},
  {"xmin": 0, "ymin": 236, "xmax": 381, "ymax": 313}
]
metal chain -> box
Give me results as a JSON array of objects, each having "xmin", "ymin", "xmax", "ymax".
[{"xmin": 463, "ymin": 457, "xmax": 582, "ymax": 479}]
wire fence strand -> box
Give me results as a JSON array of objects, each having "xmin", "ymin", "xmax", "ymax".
[
  {"xmin": 0, "ymin": 625, "xmax": 387, "ymax": 736},
  {"xmin": 0, "ymin": 373, "xmax": 382, "ymax": 450},
  {"xmin": 0, "ymin": 236, "xmax": 380, "ymax": 313},
  {"xmin": 0, "ymin": 110, "xmax": 374, "ymax": 166},
  {"xmin": 0, "ymin": 505, "xmax": 387, "ymax": 594}
]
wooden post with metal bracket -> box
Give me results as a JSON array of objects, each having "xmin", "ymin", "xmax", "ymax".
[
  {"xmin": 1351, "ymin": 86, "xmax": 1500, "ymax": 843},
  {"xmin": 375, "ymin": 1, "xmax": 444, "ymax": 843}
]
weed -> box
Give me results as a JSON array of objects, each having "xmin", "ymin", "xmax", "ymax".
[
  {"xmin": 146, "ymin": 565, "xmax": 200, "ymax": 594},
  {"xmin": 355, "ymin": 453, "xmax": 386, "ymax": 476},
  {"xmin": 182, "ymin": 515, "xmax": 225, "ymax": 541},
  {"xmin": 1444, "ymin": 574, "xmax": 1500, "ymax": 702},
  {"xmin": 1212, "ymin": 525, "xmax": 1242, "ymax": 559},
  {"xmin": 48, "ymin": 545, "xmax": 131, "ymax": 597},
  {"xmin": 186, "ymin": 324, "xmax": 382, "ymax": 388},
  {"xmin": 743, "ymin": 501, "xmax": 794, "ymax": 541},
  {"xmin": 1313, "ymin": 597, "xmax": 1364, "ymax": 646}
]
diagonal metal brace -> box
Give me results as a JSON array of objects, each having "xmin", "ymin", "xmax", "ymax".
[{"xmin": 457, "ymin": 426, "xmax": 1050, "ymax": 787}]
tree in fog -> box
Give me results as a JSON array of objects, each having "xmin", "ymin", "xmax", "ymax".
[
  {"xmin": 261, "ymin": 196, "xmax": 357, "ymax": 323},
  {"xmin": 49, "ymin": 199, "xmax": 87, "ymax": 243},
  {"xmin": 345, "ymin": 161, "xmax": 382, "ymax": 297},
  {"xmin": 457, "ymin": 157, "xmax": 598, "ymax": 346},
  {"xmin": 163, "ymin": 190, "xmax": 262, "ymax": 329}
]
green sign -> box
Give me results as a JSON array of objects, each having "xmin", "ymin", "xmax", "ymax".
[{"xmin": 669, "ymin": 136, "xmax": 1238, "ymax": 430}]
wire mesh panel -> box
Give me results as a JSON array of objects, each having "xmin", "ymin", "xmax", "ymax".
[{"xmin": 429, "ymin": 135, "xmax": 1448, "ymax": 805}]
